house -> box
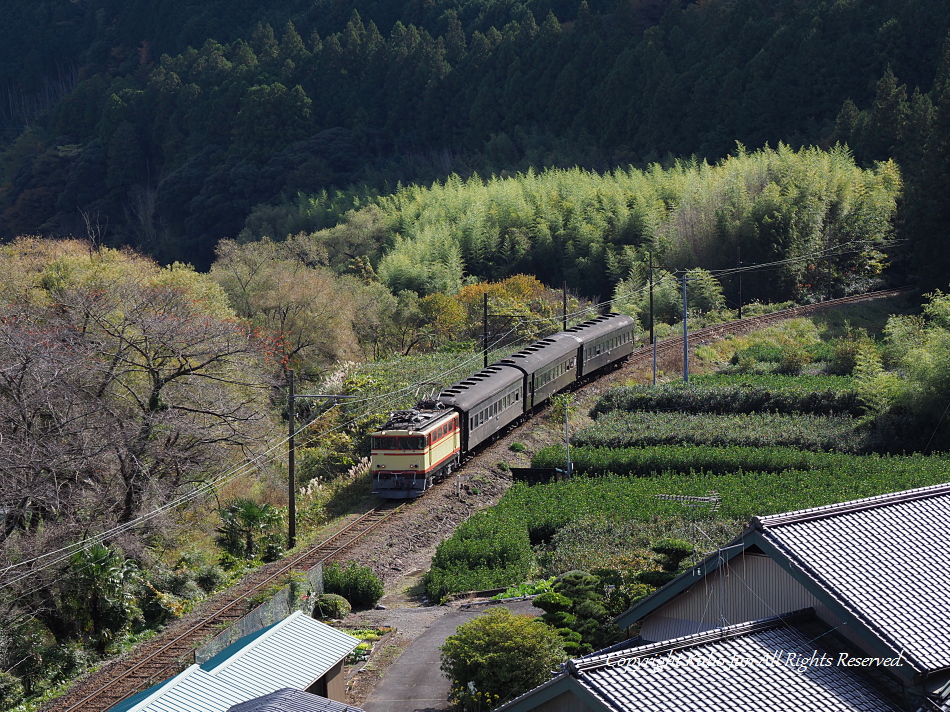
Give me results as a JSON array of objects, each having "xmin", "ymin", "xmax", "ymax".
[
  {"xmin": 107, "ymin": 611, "xmax": 361, "ymax": 712},
  {"xmin": 497, "ymin": 609, "xmax": 906, "ymax": 712},
  {"xmin": 497, "ymin": 483, "xmax": 950, "ymax": 712}
]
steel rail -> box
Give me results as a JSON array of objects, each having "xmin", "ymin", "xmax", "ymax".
[
  {"xmin": 55, "ymin": 504, "xmax": 400, "ymax": 712},
  {"xmin": 51, "ymin": 286, "xmax": 909, "ymax": 711}
]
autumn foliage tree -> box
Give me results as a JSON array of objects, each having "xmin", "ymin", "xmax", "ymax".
[{"xmin": 0, "ymin": 239, "xmax": 274, "ymax": 684}]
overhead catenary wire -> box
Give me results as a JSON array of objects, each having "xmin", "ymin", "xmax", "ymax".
[
  {"xmin": 0, "ymin": 239, "xmax": 901, "ymax": 587},
  {"xmin": 0, "ymin": 320, "xmax": 531, "ymax": 588}
]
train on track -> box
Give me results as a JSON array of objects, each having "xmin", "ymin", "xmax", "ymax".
[{"xmin": 370, "ymin": 312, "xmax": 637, "ymax": 498}]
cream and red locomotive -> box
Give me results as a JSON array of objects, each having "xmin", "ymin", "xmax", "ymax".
[{"xmin": 371, "ymin": 313, "xmax": 636, "ymax": 498}]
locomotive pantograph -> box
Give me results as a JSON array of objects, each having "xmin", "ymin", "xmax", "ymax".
[{"xmin": 371, "ymin": 313, "xmax": 636, "ymax": 498}]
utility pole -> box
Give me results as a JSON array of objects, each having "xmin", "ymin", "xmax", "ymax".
[
  {"xmin": 682, "ymin": 272, "xmax": 689, "ymax": 383},
  {"xmin": 650, "ymin": 253, "xmax": 656, "ymax": 386},
  {"xmin": 288, "ymin": 370, "xmax": 295, "ymax": 549},
  {"xmin": 737, "ymin": 247, "xmax": 742, "ymax": 320},
  {"xmin": 483, "ymin": 293, "xmax": 489, "ymax": 368},
  {"xmin": 562, "ymin": 281, "xmax": 568, "ymax": 331},
  {"xmin": 565, "ymin": 396, "xmax": 572, "ymax": 479},
  {"xmin": 287, "ymin": 370, "xmax": 357, "ymax": 549}
]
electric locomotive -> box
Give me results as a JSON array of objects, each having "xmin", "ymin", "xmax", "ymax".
[
  {"xmin": 370, "ymin": 400, "xmax": 461, "ymax": 498},
  {"xmin": 370, "ymin": 313, "xmax": 636, "ymax": 498}
]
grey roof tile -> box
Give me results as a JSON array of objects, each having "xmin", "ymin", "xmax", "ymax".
[
  {"xmin": 227, "ymin": 688, "xmax": 365, "ymax": 712},
  {"xmin": 754, "ymin": 483, "xmax": 950, "ymax": 673},
  {"xmin": 574, "ymin": 613, "xmax": 902, "ymax": 712}
]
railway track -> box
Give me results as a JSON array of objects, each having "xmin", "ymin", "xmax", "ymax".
[
  {"xmin": 623, "ymin": 288, "xmax": 912, "ymax": 369},
  {"xmin": 45, "ymin": 287, "xmax": 909, "ymax": 712},
  {"xmin": 47, "ymin": 503, "xmax": 401, "ymax": 712}
]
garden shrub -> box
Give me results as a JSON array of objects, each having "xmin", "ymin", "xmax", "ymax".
[
  {"xmin": 441, "ymin": 608, "xmax": 566, "ymax": 708},
  {"xmin": 324, "ymin": 562, "xmax": 384, "ymax": 609},
  {"xmin": 312, "ymin": 593, "xmax": 351, "ymax": 619}
]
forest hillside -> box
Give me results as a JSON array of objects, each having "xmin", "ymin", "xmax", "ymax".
[{"xmin": 1, "ymin": 0, "xmax": 949, "ymax": 288}]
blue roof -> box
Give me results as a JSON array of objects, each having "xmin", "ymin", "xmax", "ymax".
[{"xmin": 106, "ymin": 613, "xmax": 359, "ymax": 712}]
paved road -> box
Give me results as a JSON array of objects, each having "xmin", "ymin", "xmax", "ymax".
[{"xmin": 362, "ymin": 600, "xmax": 538, "ymax": 712}]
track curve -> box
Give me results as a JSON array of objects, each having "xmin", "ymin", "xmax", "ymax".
[{"xmin": 44, "ymin": 287, "xmax": 910, "ymax": 712}]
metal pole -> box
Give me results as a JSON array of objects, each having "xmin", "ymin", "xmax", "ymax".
[
  {"xmin": 562, "ymin": 281, "xmax": 568, "ymax": 331},
  {"xmin": 737, "ymin": 247, "xmax": 742, "ymax": 320},
  {"xmin": 650, "ymin": 253, "xmax": 656, "ymax": 386},
  {"xmin": 483, "ymin": 293, "xmax": 489, "ymax": 369},
  {"xmin": 287, "ymin": 369, "xmax": 296, "ymax": 549},
  {"xmin": 682, "ymin": 273, "xmax": 689, "ymax": 383},
  {"xmin": 565, "ymin": 398, "xmax": 571, "ymax": 478}
]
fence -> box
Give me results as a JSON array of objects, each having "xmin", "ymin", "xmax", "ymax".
[{"xmin": 194, "ymin": 563, "xmax": 324, "ymax": 663}]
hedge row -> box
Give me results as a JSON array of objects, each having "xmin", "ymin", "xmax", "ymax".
[
  {"xmin": 590, "ymin": 380, "xmax": 862, "ymax": 419},
  {"xmin": 534, "ymin": 444, "xmax": 859, "ymax": 477},
  {"xmin": 423, "ymin": 456, "xmax": 950, "ymax": 598},
  {"xmin": 423, "ymin": 513, "xmax": 534, "ymax": 600},
  {"xmin": 574, "ymin": 411, "xmax": 869, "ymax": 453}
]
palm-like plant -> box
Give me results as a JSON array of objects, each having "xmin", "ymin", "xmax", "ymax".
[{"xmin": 216, "ymin": 498, "xmax": 283, "ymax": 559}]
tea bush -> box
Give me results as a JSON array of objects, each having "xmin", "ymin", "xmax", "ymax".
[
  {"xmin": 574, "ymin": 411, "xmax": 868, "ymax": 452},
  {"xmin": 534, "ymin": 444, "xmax": 859, "ymax": 477},
  {"xmin": 590, "ymin": 379, "xmax": 862, "ymax": 418}
]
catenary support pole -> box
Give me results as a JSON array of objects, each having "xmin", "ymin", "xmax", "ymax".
[
  {"xmin": 287, "ymin": 369, "xmax": 296, "ymax": 549},
  {"xmin": 483, "ymin": 293, "xmax": 489, "ymax": 369},
  {"xmin": 682, "ymin": 272, "xmax": 689, "ymax": 383}
]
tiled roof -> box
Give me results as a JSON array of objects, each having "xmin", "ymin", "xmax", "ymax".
[
  {"xmin": 572, "ymin": 611, "xmax": 902, "ymax": 712},
  {"xmin": 227, "ymin": 688, "xmax": 365, "ymax": 712},
  {"xmin": 753, "ymin": 483, "xmax": 950, "ymax": 674}
]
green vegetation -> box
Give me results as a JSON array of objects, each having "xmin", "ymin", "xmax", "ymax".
[
  {"xmin": 425, "ymin": 457, "xmax": 950, "ymax": 600},
  {"xmin": 215, "ymin": 499, "xmax": 285, "ymax": 563},
  {"xmin": 589, "ymin": 380, "xmax": 862, "ymax": 418},
  {"xmin": 535, "ymin": 571, "xmax": 616, "ymax": 654},
  {"xmin": 440, "ymin": 608, "xmax": 566, "ymax": 709},
  {"xmin": 572, "ymin": 411, "xmax": 868, "ymax": 453},
  {"xmin": 533, "ymin": 444, "xmax": 915, "ymax": 478},
  {"xmin": 490, "ymin": 578, "xmax": 555, "ymax": 600},
  {"xmin": 312, "ymin": 593, "xmax": 352, "ymax": 619},
  {"xmin": 323, "ymin": 561, "xmax": 385, "ymax": 609}
]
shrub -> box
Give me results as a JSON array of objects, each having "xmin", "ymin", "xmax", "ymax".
[
  {"xmin": 573, "ymin": 411, "xmax": 867, "ymax": 453},
  {"xmin": 441, "ymin": 608, "xmax": 566, "ymax": 708},
  {"xmin": 777, "ymin": 343, "xmax": 813, "ymax": 375},
  {"xmin": 0, "ymin": 670, "xmax": 24, "ymax": 706},
  {"xmin": 324, "ymin": 561, "xmax": 384, "ymax": 609},
  {"xmin": 312, "ymin": 593, "xmax": 352, "ymax": 619},
  {"xmin": 535, "ymin": 571, "xmax": 616, "ymax": 654},
  {"xmin": 509, "ymin": 442, "xmax": 526, "ymax": 453},
  {"xmin": 195, "ymin": 565, "xmax": 228, "ymax": 593},
  {"xmin": 651, "ymin": 539, "xmax": 694, "ymax": 571},
  {"xmin": 424, "ymin": 511, "xmax": 534, "ymax": 599}
]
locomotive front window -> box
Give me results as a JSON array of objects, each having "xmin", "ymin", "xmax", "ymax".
[{"xmin": 373, "ymin": 436, "xmax": 426, "ymax": 450}]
